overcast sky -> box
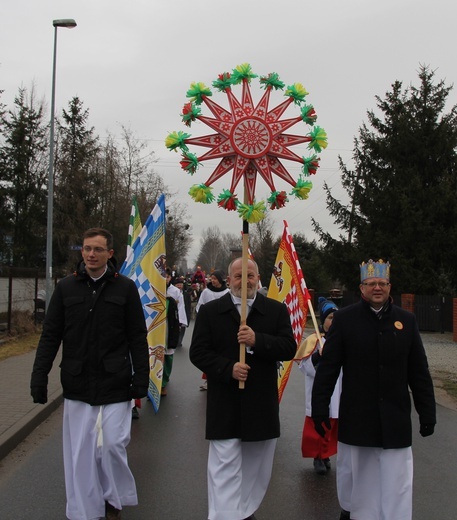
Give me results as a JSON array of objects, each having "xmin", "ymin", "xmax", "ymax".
[{"xmin": 2, "ymin": 0, "xmax": 456, "ymax": 265}]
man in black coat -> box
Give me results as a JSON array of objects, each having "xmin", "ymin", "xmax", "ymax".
[
  {"xmin": 312, "ymin": 259, "xmax": 436, "ymax": 520},
  {"xmin": 190, "ymin": 257, "xmax": 296, "ymax": 520},
  {"xmin": 31, "ymin": 228, "xmax": 149, "ymax": 520}
]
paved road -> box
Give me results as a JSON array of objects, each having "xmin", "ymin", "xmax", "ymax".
[{"xmin": 0, "ymin": 323, "xmax": 456, "ymax": 519}]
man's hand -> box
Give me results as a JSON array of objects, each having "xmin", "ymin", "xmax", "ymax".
[
  {"xmin": 130, "ymin": 385, "xmax": 147, "ymax": 400},
  {"xmin": 232, "ymin": 362, "xmax": 251, "ymax": 382},
  {"xmin": 420, "ymin": 423, "xmax": 435, "ymax": 437},
  {"xmin": 312, "ymin": 415, "xmax": 331, "ymax": 438},
  {"xmin": 237, "ymin": 325, "xmax": 255, "ymax": 347},
  {"xmin": 31, "ymin": 386, "xmax": 48, "ymax": 404}
]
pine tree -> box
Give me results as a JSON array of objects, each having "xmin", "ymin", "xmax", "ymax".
[
  {"xmin": 53, "ymin": 97, "xmax": 101, "ymax": 268},
  {"xmin": 314, "ymin": 66, "xmax": 457, "ymax": 294},
  {"xmin": 0, "ymin": 87, "xmax": 48, "ymax": 266}
]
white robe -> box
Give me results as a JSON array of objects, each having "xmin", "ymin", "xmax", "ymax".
[
  {"xmin": 337, "ymin": 442, "xmax": 413, "ymax": 520},
  {"xmin": 63, "ymin": 399, "xmax": 137, "ymax": 520},
  {"xmin": 207, "ymin": 438, "xmax": 276, "ymax": 520}
]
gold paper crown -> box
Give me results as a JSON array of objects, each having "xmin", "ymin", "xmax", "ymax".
[{"xmin": 360, "ymin": 259, "xmax": 390, "ymax": 282}]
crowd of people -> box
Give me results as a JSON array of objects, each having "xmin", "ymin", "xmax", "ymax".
[{"xmin": 30, "ymin": 231, "xmax": 436, "ymax": 520}]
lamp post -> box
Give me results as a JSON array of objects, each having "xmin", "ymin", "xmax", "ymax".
[{"xmin": 45, "ymin": 18, "xmax": 77, "ymax": 311}]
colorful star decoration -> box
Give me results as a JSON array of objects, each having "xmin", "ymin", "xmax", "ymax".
[{"xmin": 165, "ymin": 63, "xmax": 328, "ymax": 223}]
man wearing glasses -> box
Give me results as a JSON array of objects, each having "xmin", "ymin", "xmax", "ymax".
[
  {"xmin": 311, "ymin": 259, "xmax": 436, "ymax": 520},
  {"xmin": 31, "ymin": 228, "xmax": 149, "ymax": 520}
]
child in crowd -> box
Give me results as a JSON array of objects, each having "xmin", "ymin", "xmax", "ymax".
[{"xmin": 298, "ymin": 297, "xmax": 341, "ymax": 474}]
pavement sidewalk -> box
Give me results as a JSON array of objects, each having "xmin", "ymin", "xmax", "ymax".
[{"xmin": 0, "ymin": 349, "xmax": 62, "ymax": 460}]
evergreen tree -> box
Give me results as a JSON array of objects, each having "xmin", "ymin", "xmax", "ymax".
[
  {"xmin": 314, "ymin": 66, "xmax": 457, "ymax": 294},
  {"xmin": 53, "ymin": 97, "xmax": 101, "ymax": 268},
  {"xmin": 0, "ymin": 87, "xmax": 48, "ymax": 266},
  {"xmin": 289, "ymin": 233, "xmax": 333, "ymax": 292}
]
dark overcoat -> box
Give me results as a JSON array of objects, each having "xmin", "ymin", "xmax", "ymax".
[
  {"xmin": 312, "ymin": 298, "xmax": 436, "ymax": 449},
  {"xmin": 31, "ymin": 260, "xmax": 149, "ymax": 405},
  {"xmin": 189, "ymin": 292, "xmax": 296, "ymax": 441}
]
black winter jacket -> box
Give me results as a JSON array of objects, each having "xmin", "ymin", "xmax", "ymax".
[
  {"xmin": 312, "ymin": 298, "xmax": 436, "ymax": 448},
  {"xmin": 31, "ymin": 260, "xmax": 149, "ymax": 405},
  {"xmin": 190, "ymin": 292, "xmax": 296, "ymax": 441}
]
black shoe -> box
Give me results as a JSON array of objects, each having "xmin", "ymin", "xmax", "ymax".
[
  {"xmin": 313, "ymin": 457, "xmax": 327, "ymax": 475},
  {"xmin": 105, "ymin": 502, "xmax": 122, "ymax": 519},
  {"xmin": 132, "ymin": 406, "xmax": 140, "ymax": 419},
  {"xmin": 323, "ymin": 457, "xmax": 331, "ymax": 469},
  {"xmin": 339, "ymin": 509, "xmax": 350, "ymax": 519}
]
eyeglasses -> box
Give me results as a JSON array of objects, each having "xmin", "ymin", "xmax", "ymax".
[
  {"xmin": 361, "ymin": 281, "xmax": 390, "ymax": 288},
  {"xmin": 82, "ymin": 246, "xmax": 110, "ymax": 254}
]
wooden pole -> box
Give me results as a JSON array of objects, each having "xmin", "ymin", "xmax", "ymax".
[
  {"xmin": 239, "ymin": 219, "xmax": 249, "ymax": 389},
  {"xmin": 307, "ymin": 297, "xmax": 325, "ymax": 352}
]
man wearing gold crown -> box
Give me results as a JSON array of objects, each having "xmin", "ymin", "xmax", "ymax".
[{"xmin": 311, "ymin": 259, "xmax": 436, "ymax": 520}]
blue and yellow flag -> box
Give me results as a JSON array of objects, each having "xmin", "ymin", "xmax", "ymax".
[
  {"xmin": 267, "ymin": 221, "xmax": 310, "ymax": 401},
  {"xmin": 121, "ymin": 194, "xmax": 167, "ymax": 412}
]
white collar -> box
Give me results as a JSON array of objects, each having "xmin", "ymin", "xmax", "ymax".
[{"xmin": 230, "ymin": 294, "xmax": 256, "ymax": 307}]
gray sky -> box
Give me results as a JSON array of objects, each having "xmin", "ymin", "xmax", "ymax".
[{"xmin": 2, "ymin": 0, "xmax": 456, "ymax": 265}]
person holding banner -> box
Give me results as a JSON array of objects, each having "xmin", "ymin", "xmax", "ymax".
[
  {"xmin": 190, "ymin": 257, "xmax": 296, "ymax": 520},
  {"xmin": 30, "ymin": 228, "xmax": 149, "ymax": 520},
  {"xmin": 312, "ymin": 259, "xmax": 436, "ymax": 520},
  {"xmin": 298, "ymin": 297, "xmax": 340, "ymax": 475}
]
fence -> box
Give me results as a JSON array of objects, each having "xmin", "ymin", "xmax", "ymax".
[
  {"xmin": 312, "ymin": 290, "xmax": 455, "ymax": 334},
  {"xmin": 0, "ymin": 267, "xmax": 49, "ymax": 333}
]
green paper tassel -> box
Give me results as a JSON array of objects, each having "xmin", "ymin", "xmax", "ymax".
[
  {"xmin": 301, "ymin": 104, "xmax": 317, "ymax": 125},
  {"xmin": 186, "ymin": 82, "xmax": 212, "ymax": 105},
  {"xmin": 307, "ymin": 126, "xmax": 328, "ymax": 153},
  {"xmin": 217, "ymin": 189, "xmax": 238, "ymax": 211},
  {"xmin": 259, "ymin": 72, "xmax": 285, "ymax": 91},
  {"xmin": 285, "ymin": 83, "xmax": 309, "ymax": 105},
  {"xmin": 180, "ymin": 151, "xmax": 199, "ymax": 175},
  {"xmin": 302, "ymin": 155, "xmax": 320, "ymax": 175},
  {"xmin": 237, "ymin": 200, "xmax": 266, "ymax": 223},
  {"xmin": 212, "ymin": 72, "xmax": 233, "ymax": 92},
  {"xmin": 267, "ymin": 190, "xmax": 288, "ymax": 210},
  {"xmin": 231, "ymin": 63, "xmax": 258, "ymax": 85},
  {"xmin": 189, "ymin": 184, "xmax": 215, "ymax": 204},
  {"xmin": 181, "ymin": 102, "xmax": 201, "ymax": 127},
  {"xmin": 165, "ymin": 131, "xmax": 191, "ymax": 152},
  {"xmin": 291, "ymin": 177, "xmax": 313, "ymax": 200}
]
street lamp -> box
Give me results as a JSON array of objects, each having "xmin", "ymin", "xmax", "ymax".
[{"xmin": 45, "ymin": 18, "xmax": 77, "ymax": 311}]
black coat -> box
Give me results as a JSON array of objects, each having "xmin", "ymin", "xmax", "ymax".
[
  {"xmin": 312, "ymin": 298, "xmax": 436, "ymax": 448},
  {"xmin": 189, "ymin": 292, "xmax": 296, "ymax": 441},
  {"xmin": 31, "ymin": 260, "xmax": 149, "ymax": 405}
]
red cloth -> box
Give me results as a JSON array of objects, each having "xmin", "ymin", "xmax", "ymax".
[
  {"xmin": 301, "ymin": 416, "xmax": 338, "ymax": 459},
  {"xmin": 135, "ymin": 398, "xmax": 142, "ymax": 409}
]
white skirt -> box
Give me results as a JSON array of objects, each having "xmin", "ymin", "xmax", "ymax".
[
  {"xmin": 337, "ymin": 442, "xmax": 413, "ymax": 520},
  {"xmin": 207, "ymin": 438, "xmax": 277, "ymax": 520},
  {"xmin": 63, "ymin": 399, "xmax": 137, "ymax": 520}
]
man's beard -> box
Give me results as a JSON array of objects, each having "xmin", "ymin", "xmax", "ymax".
[{"xmin": 231, "ymin": 286, "xmax": 258, "ymax": 299}]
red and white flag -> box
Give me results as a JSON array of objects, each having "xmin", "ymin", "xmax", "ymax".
[{"xmin": 267, "ymin": 221, "xmax": 310, "ymax": 401}]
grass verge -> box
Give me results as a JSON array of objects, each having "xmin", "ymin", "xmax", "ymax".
[{"xmin": 0, "ymin": 332, "xmax": 41, "ymax": 362}]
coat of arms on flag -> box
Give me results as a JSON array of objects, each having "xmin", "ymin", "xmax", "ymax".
[
  {"xmin": 267, "ymin": 221, "xmax": 310, "ymax": 401},
  {"xmin": 121, "ymin": 194, "xmax": 167, "ymax": 412}
]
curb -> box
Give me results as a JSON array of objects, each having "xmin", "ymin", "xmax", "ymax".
[{"xmin": 0, "ymin": 388, "xmax": 63, "ymax": 461}]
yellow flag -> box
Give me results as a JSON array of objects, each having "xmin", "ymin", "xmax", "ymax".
[
  {"xmin": 121, "ymin": 195, "xmax": 167, "ymax": 412},
  {"xmin": 267, "ymin": 221, "xmax": 310, "ymax": 401}
]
